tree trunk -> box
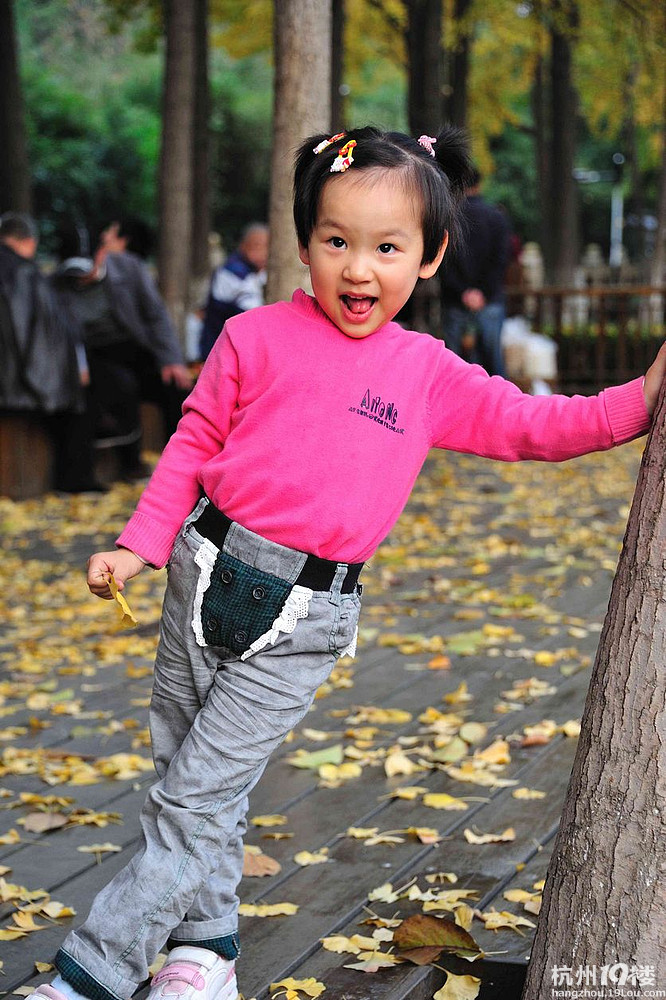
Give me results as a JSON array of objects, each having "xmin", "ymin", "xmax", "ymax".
[
  {"xmin": 331, "ymin": 0, "xmax": 345, "ymax": 133},
  {"xmin": 406, "ymin": 0, "xmax": 443, "ymax": 138},
  {"xmin": 0, "ymin": 0, "xmax": 32, "ymax": 214},
  {"xmin": 266, "ymin": 0, "xmax": 332, "ymax": 303},
  {"xmin": 158, "ymin": 0, "xmax": 196, "ymax": 341},
  {"xmin": 444, "ymin": 0, "xmax": 470, "ymax": 130},
  {"xmin": 523, "ymin": 385, "xmax": 666, "ymax": 995},
  {"xmin": 190, "ymin": 0, "xmax": 211, "ymax": 298},
  {"xmin": 550, "ymin": 0, "xmax": 579, "ymax": 285},
  {"xmin": 649, "ymin": 78, "xmax": 666, "ymax": 288},
  {"xmin": 532, "ymin": 52, "xmax": 554, "ymax": 277}
]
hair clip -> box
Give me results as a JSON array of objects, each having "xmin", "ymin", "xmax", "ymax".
[
  {"xmin": 313, "ymin": 132, "xmax": 346, "ymax": 155},
  {"xmin": 330, "ymin": 139, "xmax": 357, "ymax": 173},
  {"xmin": 418, "ymin": 135, "xmax": 437, "ymax": 157}
]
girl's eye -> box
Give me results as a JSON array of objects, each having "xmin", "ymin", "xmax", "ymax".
[
  {"xmin": 378, "ymin": 243, "xmax": 396, "ymax": 255},
  {"xmin": 329, "ymin": 236, "xmax": 346, "ymax": 249}
]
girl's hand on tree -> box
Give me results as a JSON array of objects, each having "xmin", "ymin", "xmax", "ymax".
[
  {"xmin": 87, "ymin": 548, "xmax": 146, "ymax": 599},
  {"xmin": 643, "ymin": 342, "xmax": 666, "ymax": 417}
]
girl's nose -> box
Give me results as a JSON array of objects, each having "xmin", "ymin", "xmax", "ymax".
[{"xmin": 342, "ymin": 252, "xmax": 371, "ymax": 283}]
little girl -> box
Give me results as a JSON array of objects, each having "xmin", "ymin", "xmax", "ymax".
[{"xmin": 38, "ymin": 126, "xmax": 665, "ymax": 1000}]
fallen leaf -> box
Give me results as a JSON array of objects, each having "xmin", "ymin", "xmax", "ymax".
[
  {"xmin": 443, "ymin": 682, "xmax": 473, "ymax": 705},
  {"xmin": 287, "ymin": 745, "xmax": 344, "ymax": 770},
  {"xmin": 512, "ymin": 787, "xmax": 546, "ymax": 800},
  {"xmin": 344, "ymin": 951, "xmax": 402, "ymax": 972},
  {"xmin": 423, "ymin": 792, "xmax": 469, "ymax": 811},
  {"xmin": 242, "ymin": 846, "xmax": 282, "ymax": 877},
  {"xmin": 269, "ymin": 977, "xmax": 325, "ymax": 998},
  {"xmin": 250, "ymin": 814, "xmax": 288, "ymax": 827},
  {"xmin": 478, "ymin": 908, "xmax": 536, "ymax": 933},
  {"xmin": 294, "ymin": 848, "xmax": 331, "ymax": 866},
  {"xmin": 239, "ymin": 902, "xmax": 299, "ymax": 917},
  {"xmin": 463, "ymin": 827, "xmax": 516, "ymax": 845},
  {"xmin": 394, "ymin": 914, "xmax": 481, "ymax": 962},
  {"xmin": 433, "ymin": 971, "xmax": 481, "ymax": 999}
]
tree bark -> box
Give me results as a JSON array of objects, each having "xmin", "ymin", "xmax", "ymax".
[
  {"xmin": 444, "ymin": 0, "xmax": 470, "ymax": 130},
  {"xmin": 550, "ymin": 0, "xmax": 579, "ymax": 285},
  {"xmin": 649, "ymin": 75, "xmax": 666, "ymax": 288},
  {"xmin": 158, "ymin": 0, "xmax": 196, "ymax": 341},
  {"xmin": 190, "ymin": 0, "xmax": 211, "ymax": 294},
  {"xmin": 266, "ymin": 0, "xmax": 332, "ymax": 303},
  {"xmin": 532, "ymin": 52, "xmax": 554, "ymax": 276},
  {"xmin": 0, "ymin": 0, "xmax": 32, "ymax": 214},
  {"xmin": 331, "ymin": 0, "xmax": 345, "ymax": 133},
  {"xmin": 406, "ymin": 0, "xmax": 443, "ymax": 138},
  {"xmin": 523, "ymin": 384, "xmax": 666, "ymax": 995}
]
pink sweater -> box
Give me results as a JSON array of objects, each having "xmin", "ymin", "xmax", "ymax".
[{"xmin": 117, "ymin": 290, "xmax": 649, "ymax": 568}]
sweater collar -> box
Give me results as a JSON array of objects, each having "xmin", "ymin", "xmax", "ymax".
[{"xmin": 288, "ymin": 288, "xmax": 394, "ymax": 340}]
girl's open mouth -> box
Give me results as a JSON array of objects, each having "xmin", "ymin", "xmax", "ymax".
[{"xmin": 340, "ymin": 294, "xmax": 377, "ymax": 319}]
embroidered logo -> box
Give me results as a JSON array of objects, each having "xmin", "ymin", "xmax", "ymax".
[{"xmin": 348, "ymin": 389, "xmax": 405, "ymax": 435}]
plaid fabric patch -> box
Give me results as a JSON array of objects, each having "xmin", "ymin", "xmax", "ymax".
[
  {"xmin": 55, "ymin": 950, "xmax": 122, "ymax": 1000},
  {"xmin": 201, "ymin": 552, "xmax": 291, "ymax": 655},
  {"xmin": 167, "ymin": 931, "xmax": 240, "ymax": 960}
]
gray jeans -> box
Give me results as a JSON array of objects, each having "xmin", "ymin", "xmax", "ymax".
[{"xmin": 55, "ymin": 498, "xmax": 361, "ymax": 1000}]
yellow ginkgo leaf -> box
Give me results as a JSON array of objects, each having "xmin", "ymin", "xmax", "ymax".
[
  {"xmin": 293, "ymin": 848, "xmax": 331, "ymax": 866},
  {"xmin": 479, "ymin": 908, "xmax": 537, "ymax": 933},
  {"xmin": 463, "ymin": 827, "xmax": 515, "ymax": 845},
  {"xmin": 385, "ymin": 785, "xmax": 428, "ymax": 800},
  {"xmin": 346, "ymin": 826, "xmax": 379, "ymax": 839},
  {"xmin": 250, "ymin": 814, "xmax": 288, "ymax": 827},
  {"xmin": 423, "ymin": 792, "xmax": 469, "ymax": 811},
  {"xmin": 443, "ymin": 682, "xmax": 472, "ymax": 705},
  {"xmin": 320, "ymin": 934, "xmax": 362, "ymax": 955},
  {"xmin": 512, "ymin": 787, "xmax": 546, "ymax": 800},
  {"xmin": 433, "ymin": 971, "xmax": 481, "ymax": 999},
  {"xmin": 239, "ymin": 902, "xmax": 299, "ymax": 917},
  {"xmin": 473, "ymin": 739, "xmax": 511, "ymax": 765},
  {"xmin": 107, "ymin": 574, "xmax": 138, "ymax": 628},
  {"xmin": 270, "ymin": 977, "xmax": 325, "ymax": 998}
]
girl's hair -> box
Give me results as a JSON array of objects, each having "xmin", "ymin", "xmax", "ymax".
[{"xmin": 293, "ymin": 125, "xmax": 473, "ymax": 265}]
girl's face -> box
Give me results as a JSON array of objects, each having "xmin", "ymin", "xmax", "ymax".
[{"xmin": 299, "ymin": 169, "xmax": 447, "ymax": 339}]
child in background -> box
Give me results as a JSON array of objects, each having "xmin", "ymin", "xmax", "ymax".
[{"xmin": 38, "ymin": 126, "xmax": 665, "ymax": 1000}]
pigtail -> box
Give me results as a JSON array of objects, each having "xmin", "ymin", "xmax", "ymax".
[{"xmin": 433, "ymin": 125, "xmax": 474, "ymax": 198}]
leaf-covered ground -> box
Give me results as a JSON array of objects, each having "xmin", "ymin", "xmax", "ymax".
[{"xmin": 0, "ymin": 441, "xmax": 644, "ymax": 998}]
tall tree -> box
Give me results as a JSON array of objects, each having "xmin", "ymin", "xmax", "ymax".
[
  {"xmin": 550, "ymin": 0, "xmax": 579, "ymax": 284},
  {"xmin": 191, "ymin": 0, "xmax": 211, "ymax": 297},
  {"xmin": 158, "ymin": 0, "xmax": 196, "ymax": 339},
  {"xmin": 0, "ymin": 0, "xmax": 32, "ymax": 214},
  {"xmin": 405, "ymin": 0, "xmax": 442, "ymax": 137},
  {"xmin": 522, "ymin": 375, "xmax": 666, "ymax": 995},
  {"xmin": 266, "ymin": 0, "xmax": 332, "ymax": 303},
  {"xmin": 331, "ymin": 0, "xmax": 346, "ymax": 132},
  {"xmin": 444, "ymin": 0, "xmax": 472, "ymax": 129}
]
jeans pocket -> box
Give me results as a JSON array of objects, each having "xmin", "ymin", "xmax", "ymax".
[{"xmin": 193, "ymin": 543, "xmax": 294, "ymax": 657}]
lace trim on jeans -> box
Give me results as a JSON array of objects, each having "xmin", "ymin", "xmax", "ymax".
[
  {"xmin": 192, "ymin": 538, "xmax": 219, "ymax": 646},
  {"xmin": 340, "ymin": 624, "xmax": 358, "ymax": 659},
  {"xmin": 239, "ymin": 585, "xmax": 313, "ymax": 661}
]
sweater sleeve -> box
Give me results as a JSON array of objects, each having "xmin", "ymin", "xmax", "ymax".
[
  {"xmin": 427, "ymin": 347, "xmax": 650, "ymax": 462},
  {"xmin": 116, "ymin": 327, "xmax": 241, "ymax": 566}
]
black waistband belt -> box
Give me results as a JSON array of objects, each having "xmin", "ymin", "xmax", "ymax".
[{"xmin": 192, "ymin": 502, "xmax": 363, "ymax": 594}]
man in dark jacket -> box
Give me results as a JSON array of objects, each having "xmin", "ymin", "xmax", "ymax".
[
  {"xmin": 54, "ymin": 222, "xmax": 192, "ymax": 480},
  {"xmin": 439, "ymin": 169, "xmax": 511, "ymax": 377},
  {"xmin": 0, "ymin": 213, "xmax": 97, "ymax": 492}
]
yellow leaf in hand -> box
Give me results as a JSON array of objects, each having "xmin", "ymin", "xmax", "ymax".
[{"xmin": 107, "ymin": 574, "xmax": 138, "ymax": 628}]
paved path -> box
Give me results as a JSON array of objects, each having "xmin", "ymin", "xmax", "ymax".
[{"xmin": 0, "ymin": 440, "xmax": 644, "ymax": 998}]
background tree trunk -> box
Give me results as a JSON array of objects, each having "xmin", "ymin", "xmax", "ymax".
[
  {"xmin": 0, "ymin": 0, "xmax": 32, "ymax": 215},
  {"xmin": 406, "ymin": 0, "xmax": 442, "ymax": 137},
  {"xmin": 190, "ymin": 0, "xmax": 211, "ymax": 303},
  {"xmin": 444, "ymin": 0, "xmax": 471, "ymax": 130},
  {"xmin": 266, "ymin": 0, "xmax": 332, "ymax": 304},
  {"xmin": 650, "ymin": 83, "xmax": 666, "ymax": 288},
  {"xmin": 532, "ymin": 52, "xmax": 554, "ymax": 276},
  {"xmin": 550, "ymin": 0, "xmax": 579, "ymax": 285},
  {"xmin": 331, "ymin": 0, "xmax": 345, "ymax": 133},
  {"xmin": 158, "ymin": 0, "xmax": 196, "ymax": 341},
  {"xmin": 522, "ymin": 385, "xmax": 666, "ymax": 996}
]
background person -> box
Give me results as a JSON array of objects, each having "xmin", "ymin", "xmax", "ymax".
[
  {"xmin": 199, "ymin": 222, "xmax": 268, "ymax": 360},
  {"xmin": 439, "ymin": 167, "xmax": 511, "ymax": 376},
  {"xmin": 0, "ymin": 213, "xmax": 98, "ymax": 492}
]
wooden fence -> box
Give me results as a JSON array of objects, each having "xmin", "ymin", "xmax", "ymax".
[{"xmin": 411, "ymin": 281, "xmax": 665, "ymax": 393}]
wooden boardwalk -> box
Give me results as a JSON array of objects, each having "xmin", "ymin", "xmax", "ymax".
[{"xmin": 0, "ymin": 441, "xmax": 644, "ymax": 998}]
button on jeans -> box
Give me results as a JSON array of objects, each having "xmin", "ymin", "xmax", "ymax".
[{"xmin": 55, "ymin": 501, "xmax": 361, "ymax": 1000}]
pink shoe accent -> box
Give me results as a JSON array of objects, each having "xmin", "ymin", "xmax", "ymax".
[
  {"xmin": 151, "ymin": 965, "xmax": 206, "ymax": 992},
  {"xmin": 31, "ymin": 989, "xmax": 69, "ymax": 1000}
]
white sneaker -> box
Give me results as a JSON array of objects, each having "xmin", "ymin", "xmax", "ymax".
[
  {"xmin": 29, "ymin": 988, "xmax": 69, "ymax": 1000},
  {"xmin": 147, "ymin": 947, "xmax": 237, "ymax": 1000}
]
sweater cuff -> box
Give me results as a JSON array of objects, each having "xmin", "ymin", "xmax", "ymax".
[
  {"xmin": 601, "ymin": 376, "xmax": 650, "ymax": 444},
  {"xmin": 116, "ymin": 511, "xmax": 176, "ymax": 570}
]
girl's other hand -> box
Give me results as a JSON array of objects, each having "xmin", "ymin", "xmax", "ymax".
[
  {"xmin": 87, "ymin": 548, "xmax": 146, "ymax": 599},
  {"xmin": 643, "ymin": 342, "xmax": 666, "ymax": 418}
]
